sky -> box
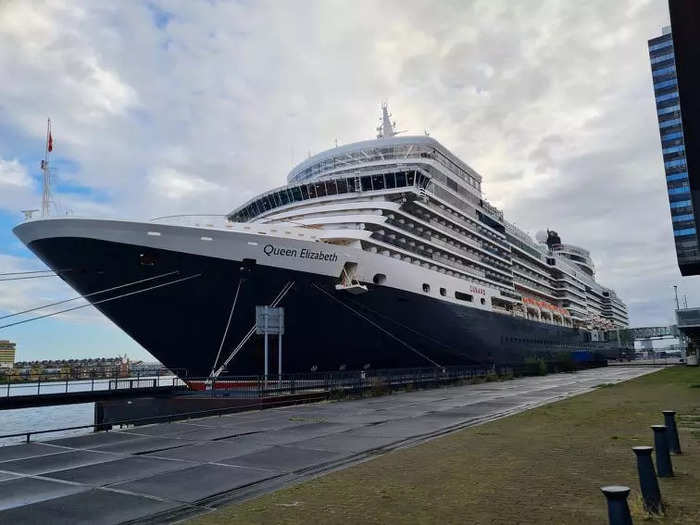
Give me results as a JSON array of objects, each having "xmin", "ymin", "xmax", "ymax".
[{"xmin": 0, "ymin": 0, "xmax": 690, "ymax": 362}]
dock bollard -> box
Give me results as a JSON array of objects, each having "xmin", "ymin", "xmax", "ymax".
[
  {"xmin": 650, "ymin": 425, "xmax": 673, "ymax": 477},
  {"xmin": 662, "ymin": 410, "xmax": 682, "ymax": 454},
  {"xmin": 632, "ymin": 446, "xmax": 662, "ymax": 514},
  {"xmin": 600, "ymin": 486, "xmax": 633, "ymax": 525}
]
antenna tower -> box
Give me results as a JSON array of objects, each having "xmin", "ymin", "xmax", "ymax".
[{"xmin": 41, "ymin": 118, "xmax": 54, "ymax": 217}]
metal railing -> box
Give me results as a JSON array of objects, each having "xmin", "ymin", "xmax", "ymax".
[
  {"xmin": 0, "ymin": 393, "xmax": 327, "ymax": 444},
  {"xmin": 1, "ymin": 368, "xmax": 186, "ymax": 398},
  {"xmin": 200, "ymin": 365, "xmax": 502, "ymax": 399},
  {"xmin": 149, "ymin": 214, "xmax": 231, "ymax": 228}
]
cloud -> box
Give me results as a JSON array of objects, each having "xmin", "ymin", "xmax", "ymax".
[
  {"xmin": 148, "ymin": 167, "xmax": 224, "ymax": 201},
  {"xmin": 0, "ymin": 0, "xmax": 688, "ymax": 337},
  {"xmin": 0, "ymin": 158, "xmax": 32, "ymax": 188},
  {"xmin": 0, "ymin": 157, "xmax": 35, "ymax": 210}
]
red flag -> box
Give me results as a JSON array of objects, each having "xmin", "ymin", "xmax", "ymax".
[{"xmin": 48, "ymin": 132, "xmax": 53, "ymax": 152}]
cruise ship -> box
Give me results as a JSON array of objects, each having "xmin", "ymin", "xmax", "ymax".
[{"xmin": 13, "ymin": 105, "xmax": 629, "ymax": 377}]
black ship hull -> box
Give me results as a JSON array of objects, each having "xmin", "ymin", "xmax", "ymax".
[{"xmin": 26, "ymin": 237, "xmax": 595, "ymax": 377}]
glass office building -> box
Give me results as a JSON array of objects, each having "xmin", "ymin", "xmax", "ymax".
[{"xmin": 649, "ymin": 25, "xmax": 700, "ymax": 275}]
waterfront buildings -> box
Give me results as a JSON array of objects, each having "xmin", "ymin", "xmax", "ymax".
[
  {"xmin": 0, "ymin": 340, "xmax": 16, "ymax": 369},
  {"xmin": 11, "ymin": 356, "xmax": 150, "ymax": 378}
]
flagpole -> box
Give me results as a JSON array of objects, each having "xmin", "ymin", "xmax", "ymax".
[{"xmin": 41, "ymin": 118, "xmax": 52, "ymax": 218}]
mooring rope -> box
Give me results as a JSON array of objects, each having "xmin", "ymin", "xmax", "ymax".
[
  {"xmin": 210, "ymin": 278, "xmax": 244, "ymax": 376},
  {"xmin": 0, "ymin": 274, "xmax": 62, "ymax": 282},
  {"xmin": 343, "ymin": 295, "xmax": 454, "ymax": 351},
  {"xmin": 0, "ymin": 269, "xmax": 68, "ymax": 277},
  {"xmin": 0, "ymin": 270, "xmax": 180, "ymax": 321},
  {"xmin": 212, "ymin": 280, "xmax": 295, "ymax": 377},
  {"xmin": 0, "ymin": 273, "xmax": 202, "ymax": 330},
  {"xmin": 311, "ymin": 282, "xmax": 442, "ymax": 368}
]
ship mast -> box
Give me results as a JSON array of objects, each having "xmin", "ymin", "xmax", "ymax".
[
  {"xmin": 376, "ymin": 102, "xmax": 397, "ymax": 139},
  {"xmin": 40, "ymin": 118, "xmax": 54, "ymax": 217}
]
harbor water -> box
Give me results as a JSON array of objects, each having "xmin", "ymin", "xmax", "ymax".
[{"xmin": 1, "ymin": 403, "xmax": 95, "ymax": 445}]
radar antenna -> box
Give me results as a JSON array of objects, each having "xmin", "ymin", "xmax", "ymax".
[
  {"xmin": 376, "ymin": 102, "xmax": 397, "ymax": 139},
  {"xmin": 40, "ymin": 118, "xmax": 54, "ymax": 217}
]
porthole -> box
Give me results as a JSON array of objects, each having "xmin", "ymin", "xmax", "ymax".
[
  {"xmin": 480, "ymin": 298, "xmax": 486, "ymax": 305},
  {"xmin": 373, "ymin": 273, "xmax": 387, "ymax": 285},
  {"xmin": 422, "ymin": 283, "xmax": 430, "ymax": 293},
  {"xmin": 440, "ymin": 287, "xmax": 447, "ymax": 297}
]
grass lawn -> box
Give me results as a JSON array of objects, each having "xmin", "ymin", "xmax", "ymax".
[{"xmin": 189, "ymin": 366, "xmax": 700, "ymax": 524}]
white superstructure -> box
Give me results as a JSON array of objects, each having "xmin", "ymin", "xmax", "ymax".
[{"xmin": 225, "ymin": 105, "xmax": 628, "ymax": 330}]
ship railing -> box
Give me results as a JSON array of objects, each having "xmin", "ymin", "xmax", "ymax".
[
  {"xmin": 512, "ymin": 275, "xmax": 554, "ymax": 295},
  {"xmin": 428, "ymin": 237, "xmax": 510, "ymax": 276},
  {"xmin": 428, "ymin": 221, "xmax": 482, "ymax": 250},
  {"xmin": 149, "ymin": 214, "xmax": 232, "ymax": 228},
  {"xmin": 425, "ymin": 201, "xmax": 479, "ymax": 231},
  {"xmin": 432, "ymin": 253, "xmax": 487, "ymax": 278},
  {"xmin": 480, "ymin": 199, "xmax": 504, "ymax": 222},
  {"xmin": 420, "ymin": 200, "xmax": 510, "ymax": 251},
  {"xmin": 430, "ymin": 235, "xmax": 481, "ymax": 260},
  {"xmin": 383, "ymin": 218, "xmax": 433, "ymax": 241}
]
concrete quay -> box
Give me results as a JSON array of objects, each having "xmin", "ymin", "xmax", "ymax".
[{"xmin": 0, "ymin": 366, "xmax": 659, "ymax": 524}]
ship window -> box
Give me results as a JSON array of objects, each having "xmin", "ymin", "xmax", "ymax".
[
  {"xmin": 372, "ymin": 175, "xmax": 385, "ymax": 190},
  {"xmin": 396, "ymin": 172, "xmax": 406, "ymax": 187},
  {"xmin": 315, "ymin": 183, "xmax": 327, "ymax": 197},
  {"xmin": 300, "ymin": 185, "xmax": 309, "ymax": 199},
  {"xmin": 480, "ymin": 298, "xmax": 486, "ymax": 305},
  {"xmin": 417, "ymin": 173, "xmax": 430, "ymax": 189},
  {"xmin": 361, "ymin": 176, "xmax": 372, "ymax": 191},
  {"xmin": 385, "ymin": 173, "xmax": 396, "ymax": 188},
  {"xmin": 455, "ymin": 291, "xmax": 473, "ymax": 302},
  {"xmin": 326, "ymin": 181, "xmax": 338, "ymax": 195},
  {"xmin": 440, "ymin": 287, "xmax": 447, "ymax": 296},
  {"xmin": 407, "ymin": 171, "xmax": 415, "ymax": 185},
  {"xmin": 347, "ymin": 177, "xmax": 357, "ymax": 192},
  {"xmin": 337, "ymin": 179, "xmax": 348, "ymax": 193},
  {"xmin": 373, "ymin": 273, "xmax": 386, "ymax": 284},
  {"xmin": 422, "ymin": 283, "xmax": 430, "ymax": 293}
]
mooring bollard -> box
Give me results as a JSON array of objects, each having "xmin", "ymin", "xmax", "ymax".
[
  {"xmin": 632, "ymin": 446, "xmax": 662, "ymax": 514},
  {"xmin": 651, "ymin": 425, "xmax": 673, "ymax": 477},
  {"xmin": 600, "ymin": 486, "xmax": 633, "ymax": 525},
  {"xmin": 662, "ymin": 410, "xmax": 682, "ymax": 454}
]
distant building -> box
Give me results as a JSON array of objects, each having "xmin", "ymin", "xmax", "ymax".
[
  {"xmin": 649, "ymin": 2, "xmax": 700, "ymax": 275},
  {"xmin": 10, "ymin": 356, "xmax": 165, "ymax": 379},
  {"xmin": 0, "ymin": 340, "xmax": 16, "ymax": 369}
]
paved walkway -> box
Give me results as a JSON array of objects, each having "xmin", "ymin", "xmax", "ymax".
[{"xmin": 0, "ymin": 366, "xmax": 659, "ymax": 524}]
